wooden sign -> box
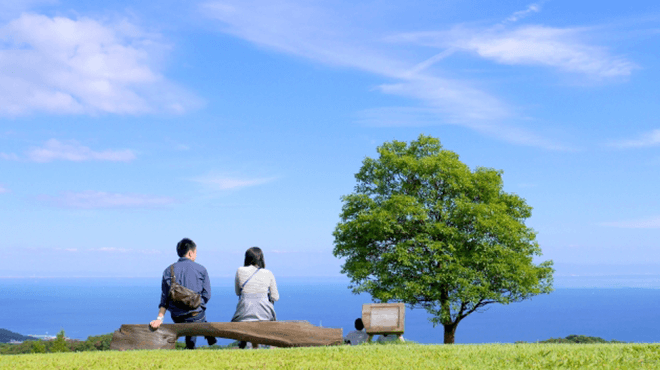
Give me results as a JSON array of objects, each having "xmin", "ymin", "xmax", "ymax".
[{"xmin": 361, "ymin": 303, "xmax": 405, "ymax": 342}]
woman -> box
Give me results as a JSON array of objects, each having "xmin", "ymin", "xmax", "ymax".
[{"xmin": 231, "ymin": 246, "xmax": 279, "ymax": 349}]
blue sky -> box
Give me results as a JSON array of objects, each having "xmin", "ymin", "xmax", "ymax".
[{"xmin": 1, "ymin": 0, "xmax": 659, "ymax": 278}]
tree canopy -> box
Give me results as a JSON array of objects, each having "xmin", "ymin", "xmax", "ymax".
[{"xmin": 333, "ymin": 135, "xmax": 554, "ymax": 344}]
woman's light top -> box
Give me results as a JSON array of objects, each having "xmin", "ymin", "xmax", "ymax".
[{"xmin": 234, "ymin": 265, "xmax": 280, "ymax": 302}]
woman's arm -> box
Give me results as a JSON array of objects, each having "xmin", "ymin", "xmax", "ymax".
[
  {"xmin": 269, "ymin": 271, "xmax": 279, "ymax": 302},
  {"xmin": 234, "ymin": 269, "xmax": 241, "ymax": 296}
]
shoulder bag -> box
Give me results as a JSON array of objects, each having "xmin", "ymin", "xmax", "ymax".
[{"xmin": 168, "ymin": 264, "xmax": 202, "ymax": 310}]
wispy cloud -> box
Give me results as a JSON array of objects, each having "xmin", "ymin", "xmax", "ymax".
[
  {"xmin": 200, "ymin": 0, "xmax": 512, "ymax": 127},
  {"xmin": 393, "ymin": 25, "xmax": 637, "ymax": 78},
  {"xmin": 0, "ymin": 13, "xmax": 201, "ymax": 116},
  {"xmin": 608, "ymin": 129, "xmax": 660, "ymax": 148},
  {"xmin": 40, "ymin": 191, "xmax": 176, "ymax": 209},
  {"xmin": 54, "ymin": 247, "xmax": 78, "ymax": 252},
  {"xmin": 270, "ymin": 250, "xmax": 323, "ymax": 254},
  {"xmin": 54, "ymin": 246, "xmax": 161, "ymax": 254},
  {"xmin": 201, "ymin": 1, "xmax": 634, "ymax": 149},
  {"xmin": 92, "ymin": 247, "xmax": 161, "ymax": 254},
  {"xmin": 355, "ymin": 106, "xmax": 569, "ymax": 150},
  {"xmin": 504, "ymin": 3, "xmax": 542, "ymax": 24},
  {"xmin": 192, "ymin": 174, "xmax": 277, "ymax": 190},
  {"xmin": 26, "ymin": 139, "xmax": 136, "ymax": 162},
  {"xmin": 0, "ymin": 185, "xmax": 8, "ymax": 193},
  {"xmin": 0, "ymin": 153, "xmax": 18, "ymax": 161},
  {"xmin": 600, "ymin": 217, "xmax": 660, "ymax": 229}
]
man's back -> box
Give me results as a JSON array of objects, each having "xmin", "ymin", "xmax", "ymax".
[
  {"xmin": 160, "ymin": 257, "xmax": 211, "ymax": 318},
  {"xmin": 151, "ymin": 238, "xmax": 216, "ymax": 350},
  {"xmin": 345, "ymin": 329, "xmax": 369, "ymax": 345}
]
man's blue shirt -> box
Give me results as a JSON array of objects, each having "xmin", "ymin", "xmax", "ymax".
[{"xmin": 159, "ymin": 257, "xmax": 211, "ymax": 318}]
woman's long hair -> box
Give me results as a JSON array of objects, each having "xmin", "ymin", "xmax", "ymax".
[{"xmin": 244, "ymin": 246, "xmax": 265, "ymax": 268}]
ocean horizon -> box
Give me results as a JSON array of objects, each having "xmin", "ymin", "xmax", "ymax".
[{"xmin": 2, "ymin": 276, "xmax": 660, "ymax": 345}]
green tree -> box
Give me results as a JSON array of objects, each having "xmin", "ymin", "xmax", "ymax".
[
  {"xmin": 333, "ymin": 135, "xmax": 554, "ymax": 344},
  {"xmin": 49, "ymin": 330, "xmax": 70, "ymax": 353},
  {"xmin": 30, "ymin": 340, "xmax": 46, "ymax": 354}
]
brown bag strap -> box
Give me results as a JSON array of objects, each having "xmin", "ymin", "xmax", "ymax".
[{"xmin": 170, "ymin": 264, "xmax": 176, "ymax": 283}]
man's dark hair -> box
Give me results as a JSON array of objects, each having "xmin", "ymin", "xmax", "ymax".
[
  {"xmin": 355, "ymin": 318, "xmax": 364, "ymax": 331},
  {"xmin": 176, "ymin": 238, "xmax": 197, "ymax": 257},
  {"xmin": 244, "ymin": 246, "xmax": 265, "ymax": 268}
]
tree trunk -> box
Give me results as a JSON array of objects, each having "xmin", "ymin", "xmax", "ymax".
[
  {"xmin": 443, "ymin": 322, "xmax": 457, "ymax": 344},
  {"xmin": 439, "ymin": 288, "xmax": 456, "ymax": 344}
]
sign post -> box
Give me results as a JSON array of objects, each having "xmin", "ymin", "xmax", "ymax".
[{"xmin": 361, "ymin": 303, "xmax": 405, "ymax": 343}]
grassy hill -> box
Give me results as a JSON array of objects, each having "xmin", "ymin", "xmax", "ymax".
[{"xmin": 1, "ymin": 343, "xmax": 659, "ymax": 369}]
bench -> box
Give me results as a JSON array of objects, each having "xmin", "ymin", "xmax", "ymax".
[{"xmin": 109, "ymin": 320, "xmax": 343, "ymax": 350}]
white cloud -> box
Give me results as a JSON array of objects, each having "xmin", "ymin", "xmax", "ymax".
[
  {"xmin": 600, "ymin": 217, "xmax": 660, "ymax": 229},
  {"xmin": 394, "ymin": 25, "xmax": 637, "ymax": 78},
  {"xmin": 0, "ymin": 13, "xmax": 201, "ymax": 116},
  {"xmin": 26, "ymin": 139, "xmax": 136, "ymax": 162},
  {"xmin": 41, "ymin": 191, "xmax": 176, "ymax": 209},
  {"xmin": 54, "ymin": 248, "xmax": 78, "ymax": 252},
  {"xmin": 505, "ymin": 3, "xmax": 542, "ymax": 23},
  {"xmin": 93, "ymin": 247, "xmax": 162, "ymax": 254},
  {"xmin": 54, "ymin": 246, "xmax": 161, "ymax": 254},
  {"xmin": 201, "ymin": 1, "xmax": 632, "ymax": 149},
  {"xmin": 192, "ymin": 174, "xmax": 277, "ymax": 190},
  {"xmin": 608, "ymin": 129, "xmax": 660, "ymax": 148},
  {"xmin": 200, "ymin": 1, "xmax": 514, "ymax": 128},
  {"xmin": 270, "ymin": 250, "xmax": 322, "ymax": 254},
  {"xmin": 376, "ymin": 77, "xmax": 510, "ymax": 122},
  {"xmin": 96, "ymin": 247, "xmax": 130, "ymax": 253},
  {"xmin": 355, "ymin": 106, "xmax": 568, "ymax": 150}
]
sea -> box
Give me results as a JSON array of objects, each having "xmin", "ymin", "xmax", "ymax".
[{"xmin": 2, "ymin": 275, "xmax": 660, "ymax": 345}]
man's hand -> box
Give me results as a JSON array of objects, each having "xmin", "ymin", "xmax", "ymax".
[{"xmin": 150, "ymin": 317, "xmax": 163, "ymax": 329}]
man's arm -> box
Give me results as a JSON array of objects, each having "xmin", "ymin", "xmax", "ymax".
[
  {"xmin": 150, "ymin": 270, "xmax": 169, "ymax": 329},
  {"xmin": 201, "ymin": 267, "xmax": 211, "ymax": 305},
  {"xmin": 150, "ymin": 306, "xmax": 167, "ymax": 329},
  {"xmin": 159, "ymin": 272, "xmax": 169, "ymax": 309}
]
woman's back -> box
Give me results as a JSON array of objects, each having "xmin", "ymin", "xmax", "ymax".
[{"xmin": 235, "ymin": 265, "xmax": 279, "ymax": 302}]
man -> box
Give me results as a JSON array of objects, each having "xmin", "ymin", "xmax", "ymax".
[
  {"xmin": 150, "ymin": 238, "xmax": 216, "ymax": 349},
  {"xmin": 344, "ymin": 318, "xmax": 369, "ymax": 345}
]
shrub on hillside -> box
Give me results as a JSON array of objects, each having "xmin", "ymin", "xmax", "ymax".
[
  {"xmin": 30, "ymin": 341, "xmax": 46, "ymax": 354},
  {"xmin": 516, "ymin": 335, "xmax": 625, "ymax": 344},
  {"xmin": 49, "ymin": 330, "xmax": 70, "ymax": 353}
]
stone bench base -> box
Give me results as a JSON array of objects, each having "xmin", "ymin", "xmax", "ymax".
[{"xmin": 110, "ymin": 321, "xmax": 343, "ymax": 350}]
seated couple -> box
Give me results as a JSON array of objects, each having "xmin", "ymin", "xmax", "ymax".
[{"xmin": 149, "ymin": 238, "xmax": 279, "ymax": 349}]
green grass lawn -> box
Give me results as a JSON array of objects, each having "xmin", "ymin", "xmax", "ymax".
[{"xmin": 2, "ymin": 343, "xmax": 659, "ymax": 369}]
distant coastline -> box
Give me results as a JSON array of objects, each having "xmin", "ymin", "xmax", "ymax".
[{"xmin": 0, "ymin": 328, "xmax": 41, "ymax": 344}]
